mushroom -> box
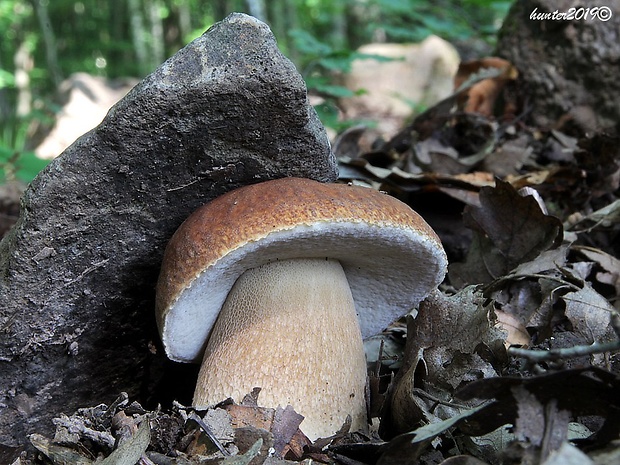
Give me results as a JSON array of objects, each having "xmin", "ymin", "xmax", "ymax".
[{"xmin": 155, "ymin": 177, "xmax": 447, "ymax": 440}]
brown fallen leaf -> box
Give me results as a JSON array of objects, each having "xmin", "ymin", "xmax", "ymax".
[
  {"xmin": 573, "ymin": 245, "xmax": 620, "ymax": 311},
  {"xmin": 560, "ymin": 269, "xmax": 618, "ymax": 365},
  {"xmin": 456, "ymin": 367, "xmax": 620, "ymax": 442},
  {"xmin": 272, "ymin": 405, "xmax": 305, "ymax": 458},
  {"xmin": 377, "ymin": 403, "xmax": 490, "ymax": 465},
  {"xmin": 481, "ymin": 134, "xmax": 534, "ymax": 178},
  {"xmin": 225, "ymin": 403, "xmax": 275, "ymax": 431},
  {"xmin": 494, "ymin": 310, "xmax": 531, "ymax": 347},
  {"xmin": 223, "ymin": 401, "xmax": 312, "ymax": 459},
  {"xmin": 450, "ymin": 178, "xmax": 563, "ymax": 287},
  {"xmin": 221, "ymin": 438, "xmax": 263, "ymax": 465},
  {"xmin": 408, "ymin": 113, "xmax": 497, "ymax": 175},
  {"xmin": 455, "ymin": 57, "xmax": 519, "ymax": 117},
  {"xmin": 511, "ymin": 385, "xmax": 570, "ymax": 459},
  {"xmin": 381, "ymin": 288, "xmax": 506, "ymax": 437}
]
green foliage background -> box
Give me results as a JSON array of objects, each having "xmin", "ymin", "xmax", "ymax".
[{"xmin": 0, "ymin": 0, "xmax": 510, "ymax": 183}]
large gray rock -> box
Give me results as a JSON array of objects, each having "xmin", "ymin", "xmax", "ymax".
[{"xmin": 0, "ymin": 13, "xmax": 336, "ymax": 450}]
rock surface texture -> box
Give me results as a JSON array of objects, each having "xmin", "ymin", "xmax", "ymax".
[
  {"xmin": 0, "ymin": 13, "xmax": 336, "ymax": 450},
  {"xmin": 496, "ymin": 0, "xmax": 620, "ymax": 131}
]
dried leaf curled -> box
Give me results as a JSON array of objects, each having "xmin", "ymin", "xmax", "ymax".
[{"xmin": 451, "ymin": 179, "xmax": 563, "ymax": 286}]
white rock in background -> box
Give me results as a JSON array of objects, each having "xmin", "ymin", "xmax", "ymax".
[
  {"xmin": 341, "ymin": 36, "xmax": 460, "ymax": 136},
  {"xmin": 34, "ymin": 73, "xmax": 138, "ymax": 160}
]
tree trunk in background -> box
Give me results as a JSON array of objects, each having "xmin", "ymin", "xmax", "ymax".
[
  {"xmin": 128, "ymin": 0, "xmax": 150, "ymax": 76},
  {"xmin": 109, "ymin": 0, "xmax": 129, "ymax": 70},
  {"xmin": 213, "ymin": 0, "xmax": 230, "ymax": 21},
  {"xmin": 266, "ymin": 1, "xmax": 286, "ymax": 47},
  {"xmin": 107, "ymin": 2, "xmax": 139, "ymax": 71},
  {"xmin": 176, "ymin": 2, "xmax": 191, "ymax": 43},
  {"xmin": 284, "ymin": 0, "xmax": 299, "ymax": 63},
  {"xmin": 31, "ymin": 0, "xmax": 61, "ymax": 87},
  {"xmin": 148, "ymin": 0, "xmax": 165, "ymax": 67},
  {"xmin": 345, "ymin": 3, "xmax": 368, "ymax": 51},
  {"xmin": 13, "ymin": 42, "xmax": 32, "ymax": 117},
  {"xmin": 245, "ymin": 0, "xmax": 266, "ymax": 21},
  {"xmin": 330, "ymin": 3, "xmax": 347, "ymax": 50},
  {"xmin": 496, "ymin": 0, "xmax": 620, "ymax": 130},
  {"xmin": 0, "ymin": 55, "xmax": 10, "ymax": 122}
]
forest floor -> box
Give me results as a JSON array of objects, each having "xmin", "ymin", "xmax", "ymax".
[{"xmin": 5, "ymin": 59, "xmax": 620, "ymax": 465}]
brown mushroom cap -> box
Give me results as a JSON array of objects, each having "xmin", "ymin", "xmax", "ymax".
[{"xmin": 156, "ymin": 177, "xmax": 447, "ymax": 363}]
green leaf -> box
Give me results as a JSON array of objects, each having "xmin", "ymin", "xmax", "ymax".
[
  {"xmin": 0, "ymin": 68, "xmax": 15, "ymax": 88},
  {"xmin": 289, "ymin": 29, "xmax": 332, "ymax": 57},
  {"xmin": 313, "ymin": 83, "xmax": 356, "ymax": 98},
  {"xmin": 0, "ymin": 148, "xmax": 50, "ymax": 183}
]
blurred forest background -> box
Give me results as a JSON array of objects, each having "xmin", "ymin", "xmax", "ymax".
[{"xmin": 0, "ymin": 0, "xmax": 510, "ymax": 183}]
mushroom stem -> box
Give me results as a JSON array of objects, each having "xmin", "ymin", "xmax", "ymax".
[{"xmin": 193, "ymin": 258, "xmax": 368, "ymax": 440}]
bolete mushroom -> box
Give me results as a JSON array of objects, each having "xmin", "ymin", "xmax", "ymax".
[{"xmin": 155, "ymin": 177, "xmax": 447, "ymax": 440}]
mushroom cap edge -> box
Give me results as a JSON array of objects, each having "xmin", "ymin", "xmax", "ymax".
[{"xmin": 155, "ymin": 177, "xmax": 448, "ymax": 363}]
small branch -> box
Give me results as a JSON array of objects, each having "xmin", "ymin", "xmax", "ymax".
[
  {"xmin": 53, "ymin": 415, "xmax": 116, "ymax": 449},
  {"xmin": 508, "ymin": 340, "xmax": 620, "ymax": 363},
  {"xmin": 411, "ymin": 388, "xmax": 471, "ymax": 410}
]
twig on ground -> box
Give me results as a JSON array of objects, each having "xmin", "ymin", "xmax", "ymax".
[{"xmin": 508, "ymin": 339, "xmax": 620, "ymax": 363}]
